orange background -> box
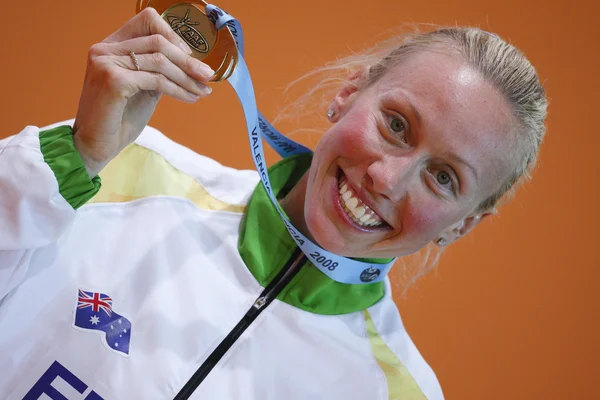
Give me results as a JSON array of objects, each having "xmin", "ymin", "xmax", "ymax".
[{"xmin": 1, "ymin": 0, "xmax": 597, "ymax": 398}]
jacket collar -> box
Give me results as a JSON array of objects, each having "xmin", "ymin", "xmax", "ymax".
[{"xmin": 238, "ymin": 154, "xmax": 392, "ymax": 315}]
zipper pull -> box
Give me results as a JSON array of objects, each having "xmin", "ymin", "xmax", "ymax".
[{"xmin": 253, "ymin": 297, "xmax": 267, "ymax": 310}]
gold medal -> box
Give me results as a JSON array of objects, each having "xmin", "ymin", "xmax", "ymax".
[{"xmin": 136, "ymin": 0, "xmax": 238, "ymax": 81}]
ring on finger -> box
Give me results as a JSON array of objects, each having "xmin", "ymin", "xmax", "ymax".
[{"xmin": 129, "ymin": 51, "xmax": 141, "ymax": 72}]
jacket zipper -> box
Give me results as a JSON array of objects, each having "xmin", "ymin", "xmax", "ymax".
[{"xmin": 173, "ymin": 247, "xmax": 306, "ymax": 399}]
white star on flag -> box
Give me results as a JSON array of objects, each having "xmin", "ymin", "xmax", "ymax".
[{"xmin": 89, "ymin": 315, "xmax": 100, "ymax": 325}]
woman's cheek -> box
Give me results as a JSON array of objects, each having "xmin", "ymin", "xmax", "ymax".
[
  {"xmin": 331, "ymin": 108, "xmax": 377, "ymax": 157},
  {"xmin": 403, "ymin": 202, "xmax": 449, "ymax": 242}
]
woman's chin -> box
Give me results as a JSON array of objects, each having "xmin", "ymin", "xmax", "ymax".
[{"xmin": 305, "ymin": 216, "xmax": 356, "ymax": 257}]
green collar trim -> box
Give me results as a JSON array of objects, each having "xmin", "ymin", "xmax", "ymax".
[{"xmin": 238, "ymin": 153, "xmax": 391, "ymax": 315}]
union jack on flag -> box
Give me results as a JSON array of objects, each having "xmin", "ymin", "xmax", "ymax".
[
  {"xmin": 73, "ymin": 289, "xmax": 131, "ymax": 356},
  {"xmin": 77, "ymin": 289, "xmax": 113, "ymax": 317}
]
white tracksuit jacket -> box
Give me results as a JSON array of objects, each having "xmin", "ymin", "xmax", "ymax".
[{"xmin": 0, "ymin": 121, "xmax": 444, "ymax": 400}]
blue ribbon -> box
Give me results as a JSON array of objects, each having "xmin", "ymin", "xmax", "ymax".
[{"xmin": 205, "ymin": 4, "xmax": 395, "ymax": 284}]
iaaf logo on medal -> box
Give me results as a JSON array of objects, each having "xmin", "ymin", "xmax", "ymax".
[{"xmin": 167, "ymin": 9, "xmax": 209, "ymax": 53}]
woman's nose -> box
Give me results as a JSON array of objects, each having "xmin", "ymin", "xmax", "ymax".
[{"xmin": 364, "ymin": 155, "xmax": 417, "ymax": 202}]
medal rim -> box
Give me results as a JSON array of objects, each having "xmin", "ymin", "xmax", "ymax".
[{"xmin": 136, "ymin": 0, "xmax": 238, "ymax": 82}]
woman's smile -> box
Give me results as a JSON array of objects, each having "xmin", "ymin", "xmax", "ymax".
[{"xmin": 332, "ymin": 170, "xmax": 393, "ymax": 232}]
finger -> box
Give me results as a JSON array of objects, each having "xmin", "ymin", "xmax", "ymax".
[
  {"xmin": 121, "ymin": 68, "xmax": 207, "ymax": 103},
  {"xmin": 100, "ymin": 34, "xmax": 214, "ymax": 82},
  {"xmin": 104, "ymin": 8, "xmax": 193, "ymax": 54},
  {"xmin": 114, "ymin": 52, "xmax": 212, "ymax": 97}
]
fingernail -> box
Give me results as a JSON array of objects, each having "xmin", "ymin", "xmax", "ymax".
[
  {"xmin": 196, "ymin": 62, "xmax": 215, "ymax": 79},
  {"xmin": 201, "ymin": 85, "xmax": 213, "ymax": 95},
  {"xmin": 180, "ymin": 41, "xmax": 193, "ymax": 54}
]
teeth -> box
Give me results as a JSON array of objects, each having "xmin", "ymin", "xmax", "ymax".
[
  {"xmin": 338, "ymin": 174, "xmax": 384, "ymax": 227},
  {"xmin": 352, "ymin": 206, "xmax": 366, "ymax": 219}
]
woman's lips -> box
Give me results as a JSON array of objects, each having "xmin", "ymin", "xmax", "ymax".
[
  {"xmin": 331, "ymin": 170, "xmax": 392, "ymax": 233},
  {"xmin": 338, "ymin": 175, "xmax": 385, "ymax": 227}
]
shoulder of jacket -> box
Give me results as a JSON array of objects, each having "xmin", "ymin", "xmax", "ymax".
[
  {"xmin": 364, "ymin": 280, "xmax": 445, "ymax": 400},
  {"xmin": 40, "ymin": 119, "xmax": 259, "ymax": 210},
  {"xmin": 133, "ymin": 125, "xmax": 259, "ymax": 206}
]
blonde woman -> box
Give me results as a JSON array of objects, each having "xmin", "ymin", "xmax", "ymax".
[{"xmin": 0, "ymin": 7, "xmax": 546, "ymax": 400}]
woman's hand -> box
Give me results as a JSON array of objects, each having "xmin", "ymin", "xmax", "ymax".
[{"xmin": 72, "ymin": 7, "xmax": 214, "ymax": 178}]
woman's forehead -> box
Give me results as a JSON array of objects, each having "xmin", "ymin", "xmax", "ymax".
[{"xmin": 376, "ymin": 52, "xmax": 492, "ymax": 107}]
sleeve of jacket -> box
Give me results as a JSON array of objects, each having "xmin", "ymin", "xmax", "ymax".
[{"xmin": 0, "ymin": 124, "xmax": 101, "ymax": 299}]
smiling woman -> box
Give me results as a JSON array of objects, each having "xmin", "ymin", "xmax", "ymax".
[
  {"xmin": 0, "ymin": 4, "xmax": 547, "ymax": 400},
  {"xmin": 282, "ymin": 28, "xmax": 546, "ymax": 262}
]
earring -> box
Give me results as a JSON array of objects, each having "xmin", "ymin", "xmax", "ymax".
[
  {"xmin": 326, "ymin": 108, "xmax": 335, "ymax": 120},
  {"xmin": 435, "ymin": 238, "xmax": 447, "ymax": 246}
]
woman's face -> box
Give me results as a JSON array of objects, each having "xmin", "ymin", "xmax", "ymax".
[{"xmin": 303, "ymin": 50, "xmax": 518, "ymax": 258}]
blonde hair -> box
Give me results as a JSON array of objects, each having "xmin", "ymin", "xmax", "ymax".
[{"xmin": 276, "ymin": 26, "xmax": 548, "ymax": 289}]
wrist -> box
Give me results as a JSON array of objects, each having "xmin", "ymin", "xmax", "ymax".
[{"xmin": 72, "ymin": 134, "xmax": 110, "ymax": 179}]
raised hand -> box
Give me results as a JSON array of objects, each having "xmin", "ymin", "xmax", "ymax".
[{"xmin": 72, "ymin": 7, "xmax": 214, "ymax": 177}]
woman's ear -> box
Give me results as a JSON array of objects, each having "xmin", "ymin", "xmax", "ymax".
[
  {"xmin": 435, "ymin": 208, "xmax": 497, "ymax": 246},
  {"xmin": 327, "ymin": 68, "xmax": 369, "ymax": 122}
]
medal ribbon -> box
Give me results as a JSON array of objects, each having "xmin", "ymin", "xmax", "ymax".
[{"xmin": 205, "ymin": 4, "xmax": 396, "ymax": 284}]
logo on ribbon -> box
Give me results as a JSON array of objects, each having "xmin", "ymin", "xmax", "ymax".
[{"xmin": 360, "ymin": 267, "xmax": 381, "ymax": 283}]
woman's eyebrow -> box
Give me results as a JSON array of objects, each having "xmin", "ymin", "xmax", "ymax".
[
  {"xmin": 383, "ymin": 90, "xmax": 423, "ymax": 128},
  {"xmin": 444, "ymin": 152, "xmax": 479, "ymax": 181},
  {"xmin": 405, "ymin": 99, "xmax": 423, "ymax": 129}
]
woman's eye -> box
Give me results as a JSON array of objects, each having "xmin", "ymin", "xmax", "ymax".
[
  {"xmin": 436, "ymin": 171, "xmax": 451, "ymax": 186},
  {"xmin": 390, "ymin": 118, "xmax": 405, "ymax": 133},
  {"xmin": 427, "ymin": 168, "xmax": 456, "ymax": 194},
  {"xmin": 386, "ymin": 116, "xmax": 408, "ymax": 143}
]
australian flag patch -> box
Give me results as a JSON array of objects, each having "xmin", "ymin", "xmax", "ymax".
[{"xmin": 73, "ymin": 289, "xmax": 132, "ymax": 356}]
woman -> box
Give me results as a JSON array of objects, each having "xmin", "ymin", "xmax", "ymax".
[{"xmin": 0, "ymin": 6, "xmax": 546, "ymax": 400}]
